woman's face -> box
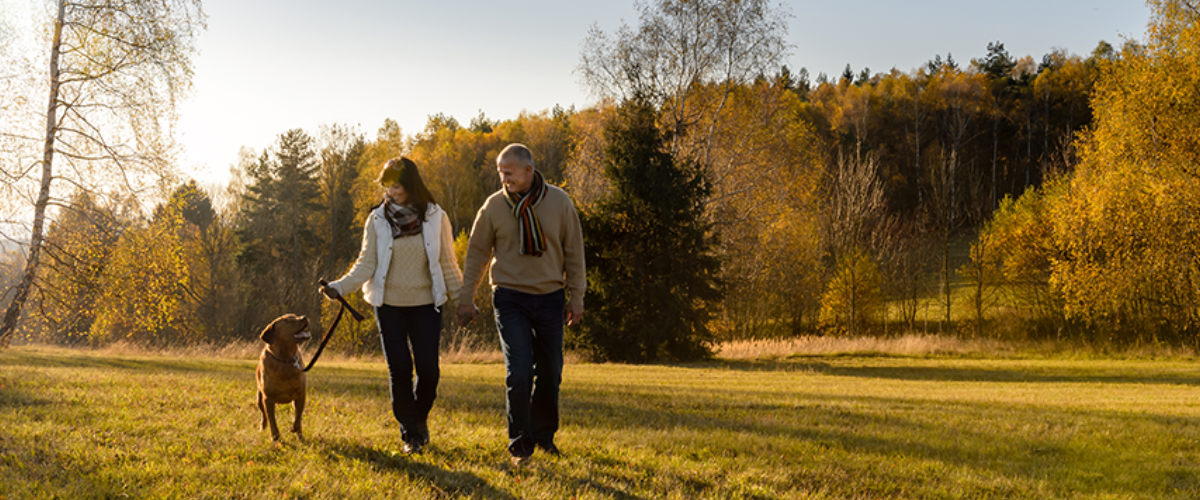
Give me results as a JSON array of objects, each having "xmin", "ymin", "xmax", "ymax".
[{"xmin": 385, "ymin": 182, "xmax": 408, "ymax": 204}]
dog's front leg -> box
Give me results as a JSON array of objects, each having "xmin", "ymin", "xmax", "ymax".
[
  {"xmin": 256, "ymin": 390, "xmax": 268, "ymax": 431},
  {"xmin": 292, "ymin": 394, "xmax": 305, "ymax": 441},
  {"xmin": 265, "ymin": 400, "xmax": 281, "ymax": 441}
]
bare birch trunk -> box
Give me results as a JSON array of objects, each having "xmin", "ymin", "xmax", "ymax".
[{"xmin": 0, "ymin": 0, "xmax": 64, "ymax": 347}]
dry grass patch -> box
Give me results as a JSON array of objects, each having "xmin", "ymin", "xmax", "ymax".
[
  {"xmin": 715, "ymin": 333, "xmax": 1200, "ymax": 360},
  {"xmin": 716, "ymin": 334, "xmax": 1020, "ymax": 360}
]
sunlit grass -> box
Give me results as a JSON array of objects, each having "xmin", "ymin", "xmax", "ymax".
[{"xmin": 4, "ymin": 345, "xmax": 1200, "ymax": 498}]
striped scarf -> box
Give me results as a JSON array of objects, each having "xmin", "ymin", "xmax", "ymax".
[
  {"xmin": 383, "ymin": 202, "xmax": 423, "ymax": 239},
  {"xmin": 503, "ymin": 169, "xmax": 547, "ymax": 257}
]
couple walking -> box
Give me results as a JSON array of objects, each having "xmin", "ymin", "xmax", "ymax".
[{"xmin": 321, "ymin": 144, "xmax": 586, "ymax": 464}]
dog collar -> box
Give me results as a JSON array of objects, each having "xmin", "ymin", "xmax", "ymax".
[{"xmin": 267, "ymin": 350, "xmax": 303, "ymax": 371}]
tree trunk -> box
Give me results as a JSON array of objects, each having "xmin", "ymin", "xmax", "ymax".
[
  {"xmin": 0, "ymin": 0, "xmax": 65, "ymax": 347},
  {"xmin": 991, "ymin": 117, "xmax": 998, "ymax": 211},
  {"xmin": 942, "ymin": 231, "xmax": 950, "ymax": 331}
]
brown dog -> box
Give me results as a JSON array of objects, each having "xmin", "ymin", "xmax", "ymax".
[{"xmin": 256, "ymin": 314, "xmax": 312, "ymax": 441}]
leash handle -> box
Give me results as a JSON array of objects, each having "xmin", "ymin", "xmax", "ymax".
[
  {"xmin": 319, "ymin": 278, "xmax": 365, "ymax": 322},
  {"xmin": 304, "ymin": 303, "xmax": 342, "ymax": 372},
  {"xmin": 305, "ymin": 278, "xmax": 366, "ymax": 372}
]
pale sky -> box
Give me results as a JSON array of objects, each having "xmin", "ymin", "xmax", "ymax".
[{"xmin": 173, "ymin": 0, "xmax": 1149, "ymax": 186}]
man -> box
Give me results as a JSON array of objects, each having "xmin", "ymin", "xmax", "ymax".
[{"xmin": 458, "ymin": 143, "xmax": 585, "ymax": 465}]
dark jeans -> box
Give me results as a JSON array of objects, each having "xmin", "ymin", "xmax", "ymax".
[
  {"xmin": 493, "ymin": 287, "xmax": 565, "ymax": 457},
  {"xmin": 375, "ymin": 303, "xmax": 442, "ymax": 445}
]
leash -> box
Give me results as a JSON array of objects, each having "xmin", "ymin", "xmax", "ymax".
[{"xmin": 304, "ymin": 278, "xmax": 365, "ymax": 372}]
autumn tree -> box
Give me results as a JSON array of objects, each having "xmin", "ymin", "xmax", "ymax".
[
  {"xmin": 578, "ymin": 0, "xmax": 794, "ymax": 204},
  {"xmin": 408, "ymin": 115, "xmax": 494, "ymax": 230},
  {"xmin": 315, "ymin": 124, "xmax": 366, "ymax": 278},
  {"xmin": 0, "ymin": 0, "xmax": 206, "ymax": 347},
  {"xmin": 562, "ymin": 104, "xmax": 616, "ymax": 210},
  {"xmin": 34, "ymin": 191, "xmax": 134, "ymax": 344},
  {"xmin": 90, "ymin": 196, "xmax": 191, "ymax": 344},
  {"xmin": 353, "ymin": 119, "xmax": 408, "ymax": 214},
  {"xmin": 970, "ymin": 182, "xmax": 1067, "ymax": 339},
  {"xmin": 819, "ymin": 149, "xmax": 888, "ymax": 335},
  {"xmin": 1046, "ymin": 0, "xmax": 1200, "ymax": 342},
  {"xmin": 579, "ymin": 0, "xmax": 790, "ymax": 149}
]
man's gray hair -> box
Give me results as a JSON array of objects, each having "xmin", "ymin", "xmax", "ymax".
[{"xmin": 498, "ymin": 143, "xmax": 535, "ymax": 169}]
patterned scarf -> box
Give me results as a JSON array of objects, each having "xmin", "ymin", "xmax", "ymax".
[
  {"xmin": 503, "ymin": 169, "xmax": 548, "ymax": 257},
  {"xmin": 383, "ymin": 201, "xmax": 423, "ymax": 239}
]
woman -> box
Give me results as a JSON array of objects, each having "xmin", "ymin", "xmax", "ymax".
[{"xmin": 321, "ymin": 157, "xmax": 462, "ymax": 454}]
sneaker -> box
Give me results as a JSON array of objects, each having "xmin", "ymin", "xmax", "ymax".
[
  {"xmin": 402, "ymin": 440, "xmax": 423, "ymax": 455},
  {"xmin": 535, "ymin": 442, "xmax": 563, "ymax": 457},
  {"xmin": 510, "ymin": 454, "xmax": 530, "ymax": 466}
]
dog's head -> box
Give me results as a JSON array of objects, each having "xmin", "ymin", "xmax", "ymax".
[{"xmin": 260, "ymin": 314, "xmax": 311, "ymax": 350}]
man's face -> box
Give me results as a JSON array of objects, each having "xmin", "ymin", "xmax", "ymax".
[{"xmin": 497, "ymin": 157, "xmax": 533, "ymax": 193}]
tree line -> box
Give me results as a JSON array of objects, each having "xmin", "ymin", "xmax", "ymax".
[
  {"xmin": 968, "ymin": 0, "xmax": 1200, "ymax": 348},
  {"xmin": 3, "ymin": 0, "xmax": 1192, "ymax": 360}
]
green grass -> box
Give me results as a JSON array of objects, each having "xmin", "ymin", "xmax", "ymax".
[{"xmin": 4, "ymin": 346, "xmax": 1200, "ymax": 499}]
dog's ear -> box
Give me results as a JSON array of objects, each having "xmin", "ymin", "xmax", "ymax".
[{"xmin": 260, "ymin": 322, "xmax": 275, "ymax": 344}]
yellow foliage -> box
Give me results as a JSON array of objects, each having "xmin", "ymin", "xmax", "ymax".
[
  {"xmin": 91, "ymin": 208, "xmax": 192, "ymax": 344},
  {"xmin": 1044, "ymin": 0, "xmax": 1200, "ymax": 334},
  {"xmin": 820, "ymin": 247, "xmax": 885, "ymax": 335}
]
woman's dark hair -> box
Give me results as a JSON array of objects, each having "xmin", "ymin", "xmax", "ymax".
[{"xmin": 377, "ymin": 157, "xmax": 436, "ymax": 219}]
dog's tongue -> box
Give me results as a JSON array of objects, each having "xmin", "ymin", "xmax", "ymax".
[{"xmin": 294, "ymin": 331, "xmax": 312, "ymax": 341}]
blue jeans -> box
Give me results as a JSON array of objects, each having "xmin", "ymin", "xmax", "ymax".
[
  {"xmin": 375, "ymin": 303, "xmax": 442, "ymax": 445},
  {"xmin": 493, "ymin": 287, "xmax": 565, "ymax": 457}
]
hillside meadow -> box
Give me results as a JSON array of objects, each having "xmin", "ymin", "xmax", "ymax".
[{"xmin": 3, "ymin": 341, "xmax": 1200, "ymax": 499}]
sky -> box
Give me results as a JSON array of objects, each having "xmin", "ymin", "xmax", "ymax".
[{"xmin": 173, "ymin": 0, "xmax": 1151, "ymax": 186}]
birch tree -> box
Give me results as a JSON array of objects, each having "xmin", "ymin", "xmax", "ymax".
[
  {"xmin": 578, "ymin": 0, "xmax": 791, "ymax": 164},
  {"xmin": 0, "ymin": 0, "xmax": 205, "ymax": 346}
]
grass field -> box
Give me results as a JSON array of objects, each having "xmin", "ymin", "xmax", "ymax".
[{"xmin": 4, "ymin": 344, "xmax": 1200, "ymax": 499}]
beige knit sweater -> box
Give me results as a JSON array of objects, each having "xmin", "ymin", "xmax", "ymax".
[
  {"xmin": 331, "ymin": 204, "xmax": 462, "ymax": 308},
  {"xmin": 459, "ymin": 185, "xmax": 586, "ymax": 306}
]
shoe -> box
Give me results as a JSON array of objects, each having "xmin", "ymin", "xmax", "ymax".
[
  {"xmin": 403, "ymin": 440, "xmax": 423, "ymax": 455},
  {"xmin": 535, "ymin": 442, "xmax": 563, "ymax": 457},
  {"xmin": 510, "ymin": 454, "xmax": 531, "ymax": 466},
  {"xmin": 417, "ymin": 422, "xmax": 430, "ymax": 446}
]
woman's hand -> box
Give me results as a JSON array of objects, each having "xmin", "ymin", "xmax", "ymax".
[{"xmin": 457, "ymin": 303, "xmax": 479, "ymax": 325}]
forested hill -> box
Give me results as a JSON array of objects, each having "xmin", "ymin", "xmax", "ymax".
[{"xmin": 4, "ymin": 0, "xmax": 1195, "ymax": 360}]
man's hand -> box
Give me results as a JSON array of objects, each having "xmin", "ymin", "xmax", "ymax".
[
  {"xmin": 457, "ymin": 303, "xmax": 479, "ymax": 325},
  {"xmin": 566, "ymin": 304, "xmax": 584, "ymax": 327},
  {"xmin": 319, "ymin": 284, "xmax": 340, "ymax": 300}
]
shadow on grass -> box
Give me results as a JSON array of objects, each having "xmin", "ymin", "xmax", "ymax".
[
  {"xmin": 0, "ymin": 376, "xmax": 52, "ymax": 409},
  {"xmin": 553, "ymin": 376, "xmax": 1200, "ymax": 498},
  {"xmin": 321, "ymin": 440, "xmax": 518, "ymax": 500},
  {"xmin": 0, "ymin": 348, "xmax": 243, "ymax": 375},
  {"xmin": 693, "ymin": 358, "xmax": 1200, "ymax": 386}
]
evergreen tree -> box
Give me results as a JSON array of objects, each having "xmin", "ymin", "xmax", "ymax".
[
  {"xmin": 574, "ymin": 100, "xmax": 722, "ymax": 362},
  {"xmin": 168, "ymin": 180, "xmax": 215, "ymax": 231},
  {"xmin": 237, "ymin": 129, "xmax": 325, "ymax": 325}
]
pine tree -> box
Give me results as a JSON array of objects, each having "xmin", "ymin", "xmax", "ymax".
[
  {"xmin": 237, "ymin": 129, "xmax": 325, "ymax": 325},
  {"xmin": 574, "ymin": 100, "xmax": 722, "ymax": 362}
]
